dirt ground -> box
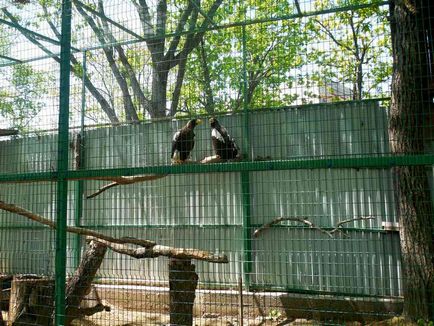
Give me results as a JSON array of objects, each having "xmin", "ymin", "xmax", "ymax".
[
  {"xmin": 73, "ymin": 309, "xmax": 414, "ymax": 326},
  {"xmin": 0, "ymin": 285, "xmax": 410, "ymax": 326},
  {"xmin": 1, "ymin": 306, "xmax": 415, "ymax": 326}
]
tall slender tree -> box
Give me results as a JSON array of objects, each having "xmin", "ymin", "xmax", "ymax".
[{"xmin": 389, "ymin": 0, "xmax": 434, "ymax": 320}]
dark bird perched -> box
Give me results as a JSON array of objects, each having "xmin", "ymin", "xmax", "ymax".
[
  {"xmin": 209, "ymin": 117, "xmax": 240, "ymax": 160},
  {"xmin": 171, "ymin": 118, "xmax": 203, "ymax": 163}
]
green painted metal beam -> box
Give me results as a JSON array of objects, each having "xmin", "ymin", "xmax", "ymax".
[
  {"xmin": 0, "ymin": 171, "xmax": 57, "ymax": 183},
  {"xmin": 56, "ymin": 154, "xmax": 434, "ymax": 176},
  {"xmin": 55, "ymin": 0, "xmax": 72, "ymax": 324},
  {"xmin": 0, "ymin": 16, "xmax": 62, "ymax": 47},
  {"xmin": 0, "ymin": 54, "xmax": 22, "ymax": 64},
  {"xmin": 0, "ymin": 223, "xmax": 391, "ymax": 234},
  {"xmin": 0, "ymin": 154, "xmax": 433, "ymax": 183},
  {"xmin": 0, "ymin": 11, "xmax": 79, "ymax": 52}
]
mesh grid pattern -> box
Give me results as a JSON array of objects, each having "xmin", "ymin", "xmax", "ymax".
[{"xmin": 0, "ymin": 0, "xmax": 432, "ymax": 325}]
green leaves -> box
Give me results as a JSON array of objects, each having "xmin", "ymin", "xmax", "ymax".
[{"xmin": 0, "ymin": 64, "xmax": 52, "ymax": 132}]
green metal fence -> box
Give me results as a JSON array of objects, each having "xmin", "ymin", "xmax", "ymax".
[{"xmin": 0, "ymin": 0, "xmax": 433, "ymax": 325}]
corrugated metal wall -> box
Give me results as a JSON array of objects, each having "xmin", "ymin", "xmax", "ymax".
[{"xmin": 0, "ymin": 101, "xmax": 405, "ymax": 297}]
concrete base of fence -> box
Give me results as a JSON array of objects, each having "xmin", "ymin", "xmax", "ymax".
[{"xmin": 95, "ymin": 284, "xmax": 403, "ymax": 323}]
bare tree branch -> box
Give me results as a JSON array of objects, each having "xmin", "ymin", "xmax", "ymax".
[
  {"xmin": 2, "ymin": 7, "xmax": 119, "ymax": 123},
  {"xmin": 73, "ymin": 0, "xmax": 138, "ymax": 122},
  {"xmin": 89, "ymin": 236, "xmax": 228, "ymax": 263},
  {"xmin": 41, "ymin": 3, "xmax": 61, "ymax": 39},
  {"xmin": 0, "ymin": 200, "xmax": 156, "ymax": 248},
  {"xmin": 86, "ymin": 174, "xmax": 168, "ymax": 199},
  {"xmin": 169, "ymin": 5, "xmax": 199, "ymax": 115},
  {"xmin": 253, "ymin": 216, "xmax": 376, "ymax": 238},
  {"xmin": 0, "ymin": 200, "xmax": 228, "ymax": 263},
  {"xmin": 133, "ymin": 0, "xmax": 154, "ymax": 36},
  {"xmin": 165, "ymin": 1, "xmax": 195, "ymax": 62},
  {"xmin": 314, "ymin": 18, "xmax": 354, "ymax": 54},
  {"xmin": 197, "ymin": 38, "xmax": 215, "ymax": 114},
  {"xmin": 169, "ymin": 0, "xmax": 223, "ymax": 68},
  {"xmin": 97, "ymin": 0, "xmax": 153, "ymax": 116}
]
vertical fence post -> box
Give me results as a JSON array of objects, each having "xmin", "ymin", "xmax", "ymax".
[
  {"xmin": 56, "ymin": 0, "xmax": 72, "ymax": 324},
  {"xmin": 73, "ymin": 50, "xmax": 87, "ymax": 269},
  {"xmin": 241, "ymin": 23, "xmax": 252, "ymax": 290}
]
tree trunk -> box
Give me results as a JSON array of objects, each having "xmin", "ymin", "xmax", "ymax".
[
  {"xmin": 65, "ymin": 240, "xmax": 108, "ymax": 325},
  {"xmin": 170, "ymin": 54, "xmax": 189, "ymax": 116},
  {"xmin": 151, "ymin": 66, "xmax": 168, "ymax": 117},
  {"xmin": 389, "ymin": 0, "xmax": 434, "ymax": 320},
  {"xmin": 199, "ymin": 39, "xmax": 215, "ymax": 114},
  {"xmin": 169, "ymin": 259, "xmax": 198, "ymax": 326}
]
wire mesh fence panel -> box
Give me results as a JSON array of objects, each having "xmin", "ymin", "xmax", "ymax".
[{"xmin": 0, "ymin": 0, "xmax": 433, "ymax": 325}]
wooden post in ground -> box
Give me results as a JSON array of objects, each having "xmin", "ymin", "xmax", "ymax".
[
  {"xmin": 0, "ymin": 275, "xmax": 6, "ymax": 326},
  {"xmin": 8, "ymin": 275, "xmax": 54, "ymax": 326},
  {"xmin": 169, "ymin": 258, "xmax": 198, "ymax": 326}
]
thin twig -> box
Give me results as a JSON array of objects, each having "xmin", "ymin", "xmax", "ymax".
[
  {"xmin": 253, "ymin": 216, "xmax": 376, "ymax": 238},
  {"xmin": 86, "ymin": 174, "xmax": 168, "ymax": 199}
]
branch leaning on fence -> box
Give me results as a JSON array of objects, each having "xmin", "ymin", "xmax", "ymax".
[
  {"xmin": 253, "ymin": 216, "xmax": 376, "ymax": 238},
  {"xmin": 86, "ymin": 156, "xmax": 234, "ymax": 199},
  {"xmin": 0, "ymin": 200, "xmax": 228, "ymax": 263},
  {"xmin": 85, "ymin": 174, "xmax": 168, "ymax": 199}
]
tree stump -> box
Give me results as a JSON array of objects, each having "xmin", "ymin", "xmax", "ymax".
[
  {"xmin": 169, "ymin": 258, "xmax": 198, "ymax": 326},
  {"xmin": 65, "ymin": 239, "xmax": 108, "ymax": 325},
  {"xmin": 8, "ymin": 275, "xmax": 54, "ymax": 326},
  {"xmin": 0, "ymin": 275, "xmax": 7, "ymax": 326}
]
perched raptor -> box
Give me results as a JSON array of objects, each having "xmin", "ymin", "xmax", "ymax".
[
  {"xmin": 171, "ymin": 118, "xmax": 202, "ymax": 163},
  {"xmin": 209, "ymin": 117, "xmax": 240, "ymax": 160}
]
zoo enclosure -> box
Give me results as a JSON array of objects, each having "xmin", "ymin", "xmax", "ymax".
[{"xmin": 0, "ymin": 0, "xmax": 433, "ymax": 325}]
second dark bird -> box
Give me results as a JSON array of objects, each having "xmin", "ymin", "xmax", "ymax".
[
  {"xmin": 209, "ymin": 117, "xmax": 240, "ymax": 160},
  {"xmin": 171, "ymin": 118, "xmax": 202, "ymax": 163}
]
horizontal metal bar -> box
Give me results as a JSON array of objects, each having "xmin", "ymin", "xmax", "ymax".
[
  {"xmin": 0, "ymin": 225, "xmax": 49, "ymax": 230},
  {"xmin": 0, "ymin": 0, "xmax": 389, "ymax": 65},
  {"xmin": 0, "ymin": 154, "xmax": 432, "ymax": 183},
  {"xmin": 0, "ymin": 223, "xmax": 388, "ymax": 234},
  {"xmin": 80, "ymin": 0, "xmax": 390, "ymax": 53},
  {"xmin": 0, "ymin": 171, "xmax": 57, "ymax": 183},
  {"xmin": 0, "ymin": 54, "xmax": 23, "ymax": 64},
  {"xmin": 0, "ymin": 52, "xmax": 61, "ymax": 68},
  {"xmin": 0, "ymin": 16, "xmax": 62, "ymax": 47},
  {"xmin": 65, "ymin": 154, "xmax": 434, "ymax": 177}
]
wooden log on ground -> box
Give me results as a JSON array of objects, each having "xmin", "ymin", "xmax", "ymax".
[
  {"xmin": 8, "ymin": 275, "xmax": 54, "ymax": 326},
  {"xmin": 65, "ymin": 239, "xmax": 109, "ymax": 325},
  {"xmin": 169, "ymin": 258, "xmax": 198, "ymax": 326}
]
